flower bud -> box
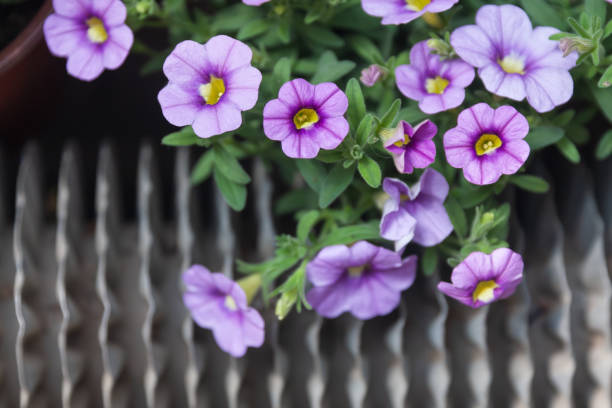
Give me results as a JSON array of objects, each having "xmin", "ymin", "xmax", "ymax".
[
  {"xmin": 360, "ymin": 64, "xmax": 384, "ymax": 87},
  {"xmin": 237, "ymin": 273, "xmax": 262, "ymax": 304},
  {"xmin": 558, "ymin": 36, "xmax": 593, "ymax": 57},
  {"xmin": 275, "ymin": 289, "xmax": 298, "ymax": 320},
  {"xmin": 427, "ymin": 38, "xmax": 453, "ymax": 58}
]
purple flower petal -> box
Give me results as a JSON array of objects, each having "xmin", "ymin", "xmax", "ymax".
[
  {"xmin": 307, "ymin": 245, "xmax": 351, "ymax": 286},
  {"xmin": 528, "ymin": 27, "xmax": 577, "ymax": 70},
  {"xmin": 103, "ymin": 26, "xmax": 132, "ymax": 69},
  {"xmin": 524, "ymin": 68, "xmax": 574, "ymax": 113},
  {"xmin": 162, "ymin": 40, "xmax": 209, "ymax": 87},
  {"xmin": 311, "ymin": 117, "xmax": 349, "ymax": 150},
  {"xmin": 395, "ymin": 65, "xmax": 426, "ymax": 100},
  {"xmin": 158, "ymin": 83, "xmax": 201, "ymax": 126},
  {"xmin": 224, "ymin": 66, "xmax": 263, "ymax": 110},
  {"xmin": 52, "ymin": 0, "xmax": 86, "ymax": 18},
  {"xmin": 313, "ymin": 83, "xmax": 348, "ymax": 117},
  {"xmin": 242, "ymin": 0, "xmax": 270, "ymax": 5},
  {"xmin": 350, "ymin": 277, "xmax": 401, "ymax": 319},
  {"xmin": 419, "ymin": 87, "xmax": 465, "ymax": 114},
  {"xmin": 450, "ymin": 25, "xmax": 496, "ymax": 68},
  {"xmin": 43, "ymin": 14, "xmax": 84, "ymax": 56},
  {"xmin": 281, "ymin": 132, "xmax": 320, "ymax": 159},
  {"xmin": 404, "ymin": 197, "xmax": 453, "ymax": 246},
  {"xmin": 374, "ymin": 255, "xmax": 417, "ymax": 290},
  {"xmin": 478, "ymin": 63, "xmax": 526, "ymax": 101},
  {"xmin": 492, "ymin": 105, "xmax": 529, "ymax": 140},
  {"xmin": 66, "ymin": 40, "xmax": 104, "ymax": 81},
  {"xmin": 437, "ymin": 282, "xmax": 473, "ymax": 307},
  {"xmin": 204, "ymin": 35, "xmax": 253, "ymax": 74},
  {"xmin": 475, "ymin": 5, "xmax": 532, "ymax": 53},
  {"xmin": 279, "ymin": 78, "xmax": 315, "ymax": 107},
  {"xmin": 95, "ymin": 0, "xmax": 127, "ymax": 26}
]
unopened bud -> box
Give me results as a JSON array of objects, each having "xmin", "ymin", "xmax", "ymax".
[
  {"xmin": 558, "ymin": 36, "xmax": 593, "ymax": 57},
  {"xmin": 237, "ymin": 273, "xmax": 262, "ymax": 305},
  {"xmin": 275, "ymin": 289, "xmax": 297, "ymax": 320},
  {"xmin": 360, "ymin": 64, "xmax": 384, "ymax": 87},
  {"xmin": 427, "ymin": 38, "xmax": 454, "ymax": 58}
]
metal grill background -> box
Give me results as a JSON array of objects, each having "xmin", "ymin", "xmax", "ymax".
[{"xmin": 0, "ymin": 141, "xmax": 611, "ymax": 408}]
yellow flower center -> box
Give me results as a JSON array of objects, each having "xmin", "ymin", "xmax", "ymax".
[
  {"xmin": 86, "ymin": 17, "xmax": 108, "ymax": 44},
  {"xmin": 425, "ymin": 76, "xmax": 449, "ymax": 94},
  {"xmin": 199, "ymin": 75, "xmax": 226, "ymax": 105},
  {"xmin": 472, "ymin": 280, "xmax": 499, "ymax": 304},
  {"xmin": 405, "ymin": 0, "xmax": 431, "ymax": 11},
  {"xmin": 394, "ymin": 134, "xmax": 411, "ymax": 147},
  {"xmin": 475, "ymin": 133, "xmax": 502, "ymax": 156},
  {"xmin": 348, "ymin": 265, "xmax": 366, "ymax": 277},
  {"xmin": 498, "ymin": 55, "xmax": 525, "ymax": 75},
  {"xmin": 224, "ymin": 295, "xmax": 238, "ymax": 311},
  {"xmin": 293, "ymin": 108, "xmax": 319, "ymax": 130}
]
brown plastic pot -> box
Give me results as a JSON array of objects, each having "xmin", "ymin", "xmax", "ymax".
[{"xmin": 0, "ymin": 0, "xmax": 63, "ymax": 142}]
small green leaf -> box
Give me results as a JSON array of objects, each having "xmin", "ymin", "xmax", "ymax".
[
  {"xmin": 520, "ymin": 0, "xmax": 566, "ymax": 29},
  {"xmin": 297, "ymin": 210, "xmax": 320, "ymax": 242},
  {"xmin": 319, "ymin": 163, "xmax": 355, "ymax": 208},
  {"xmin": 525, "ymin": 126, "xmax": 565, "ymax": 150},
  {"xmin": 237, "ymin": 19, "xmax": 271, "ymax": 40},
  {"xmin": 509, "ymin": 174, "xmax": 550, "ymax": 193},
  {"xmin": 161, "ymin": 127, "xmax": 198, "ymax": 146},
  {"xmin": 315, "ymin": 221, "xmax": 380, "ymax": 249},
  {"xmin": 316, "ymin": 149, "xmax": 344, "ymax": 163},
  {"xmin": 296, "ymin": 159, "xmax": 327, "ymax": 192},
  {"xmin": 421, "ymin": 248, "xmax": 438, "ymax": 277},
  {"xmin": 355, "ymin": 114, "xmax": 374, "ymax": 146},
  {"xmin": 190, "ymin": 151, "xmax": 214, "ymax": 185},
  {"xmin": 452, "ymin": 186, "xmax": 493, "ymax": 209},
  {"xmin": 357, "ymin": 156, "xmax": 381, "ymax": 188},
  {"xmin": 376, "ymin": 99, "xmax": 401, "ymax": 132},
  {"xmin": 444, "ymin": 196, "xmax": 468, "ymax": 238},
  {"xmin": 213, "ymin": 169, "xmax": 247, "ymax": 211},
  {"xmin": 591, "ymin": 83, "xmax": 612, "ymax": 122},
  {"xmin": 556, "ymin": 137, "xmax": 581, "ymax": 163},
  {"xmin": 346, "ymin": 78, "xmax": 366, "ymax": 131},
  {"xmin": 304, "ymin": 9, "xmax": 321, "ymax": 24},
  {"xmin": 301, "ymin": 25, "xmax": 344, "ymax": 48},
  {"xmin": 212, "ymin": 144, "xmax": 251, "ymax": 184},
  {"xmin": 585, "ymin": 0, "xmax": 606, "ymax": 21},
  {"xmin": 210, "ymin": 4, "xmax": 259, "ymax": 32},
  {"xmin": 567, "ymin": 17, "xmax": 591, "ymax": 38},
  {"xmin": 311, "ymin": 51, "xmax": 356, "ymax": 83},
  {"xmin": 277, "ymin": 20, "xmax": 290, "ymax": 44},
  {"xmin": 595, "ymin": 129, "xmax": 612, "ymax": 160},
  {"xmin": 273, "ymin": 57, "xmax": 292, "ymax": 89},
  {"xmin": 347, "ymin": 35, "xmax": 384, "ymax": 64},
  {"xmin": 598, "ymin": 65, "xmax": 612, "ymax": 88},
  {"xmin": 604, "ymin": 19, "xmax": 612, "ymax": 38}
]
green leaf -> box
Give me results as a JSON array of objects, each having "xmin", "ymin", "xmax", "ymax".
[
  {"xmin": 421, "ymin": 248, "xmax": 438, "ymax": 277},
  {"xmin": 585, "ymin": 0, "xmax": 606, "ymax": 21},
  {"xmin": 316, "ymin": 222, "xmax": 381, "ymax": 249},
  {"xmin": 376, "ymin": 99, "xmax": 401, "ymax": 132},
  {"xmin": 556, "ymin": 137, "xmax": 581, "ymax": 163},
  {"xmin": 316, "ymin": 149, "xmax": 344, "ymax": 163},
  {"xmin": 319, "ymin": 163, "xmax": 355, "ymax": 208},
  {"xmin": 297, "ymin": 210, "xmax": 320, "ymax": 242},
  {"xmin": 210, "ymin": 4, "xmax": 259, "ymax": 32},
  {"xmin": 355, "ymin": 114, "xmax": 374, "ymax": 146},
  {"xmin": 598, "ymin": 65, "xmax": 612, "ymax": 88},
  {"xmin": 346, "ymin": 78, "xmax": 366, "ymax": 131},
  {"xmin": 444, "ymin": 196, "xmax": 468, "ymax": 238},
  {"xmin": 604, "ymin": 19, "xmax": 612, "ymax": 38},
  {"xmin": 212, "ymin": 144, "xmax": 251, "ymax": 184},
  {"xmin": 161, "ymin": 127, "xmax": 198, "ymax": 146},
  {"xmin": 190, "ymin": 151, "xmax": 214, "ymax": 185},
  {"xmin": 296, "ymin": 159, "xmax": 327, "ymax": 192},
  {"xmin": 311, "ymin": 52, "xmax": 356, "ymax": 84},
  {"xmin": 301, "ymin": 25, "xmax": 345, "ymax": 48},
  {"xmin": 347, "ymin": 35, "xmax": 384, "ymax": 64},
  {"xmin": 357, "ymin": 156, "xmax": 381, "ymax": 188},
  {"xmin": 591, "ymin": 83, "xmax": 612, "ymax": 122},
  {"xmin": 525, "ymin": 126, "xmax": 565, "ymax": 150},
  {"xmin": 273, "ymin": 57, "xmax": 292, "ymax": 89},
  {"xmin": 213, "ymin": 169, "xmax": 247, "ymax": 211},
  {"xmin": 520, "ymin": 0, "xmax": 566, "ymax": 29},
  {"xmin": 567, "ymin": 17, "xmax": 591, "ymax": 38},
  {"xmin": 237, "ymin": 19, "xmax": 271, "ymax": 40},
  {"xmin": 595, "ymin": 129, "xmax": 612, "ymax": 160},
  {"xmin": 509, "ymin": 174, "xmax": 550, "ymax": 193},
  {"xmin": 452, "ymin": 186, "xmax": 493, "ymax": 209},
  {"xmin": 277, "ymin": 19, "xmax": 290, "ymax": 44},
  {"xmin": 304, "ymin": 9, "xmax": 321, "ymax": 24}
]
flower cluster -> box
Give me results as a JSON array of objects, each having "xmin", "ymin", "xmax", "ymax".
[{"xmin": 39, "ymin": 0, "xmax": 609, "ymax": 358}]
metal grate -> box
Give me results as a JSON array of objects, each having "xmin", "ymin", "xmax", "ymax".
[{"xmin": 0, "ymin": 142, "xmax": 611, "ymax": 408}]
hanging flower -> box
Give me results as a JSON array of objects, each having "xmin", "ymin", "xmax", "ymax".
[
  {"xmin": 380, "ymin": 168, "xmax": 453, "ymax": 251},
  {"xmin": 242, "ymin": 0, "xmax": 270, "ymax": 5},
  {"xmin": 360, "ymin": 64, "xmax": 384, "ymax": 87},
  {"xmin": 383, "ymin": 119, "xmax": 437, "ymax": 174},
  {"xmin": 361, "ymin": 0, "xmax": 459, "ymax": 25},
  {"xmin": 263, "ymin": 78, "xmax": 349, "ymax": 159},
  {"xmin": 443, "ymin": 103, "xmax": 530, "ymax": 185},
  {"xmin": 158, "ymin": 36, "xmax": 262, "ymax": 138},
  {"xmin": 395, "ymin": 40, "xmax": 475, "ymax": 114},
  {"xmin": 182, "ymin": 265, "xmax": 264, "ymax": 357},
  {"xmin": 450, "ymin": 4, "xmax": 577, "ymax": 113},
  {"xmin": 437, "ymin": 248, "xmax": 524, "ymax": 308},
  {"xmin": 306, "ymin": 241, "xmax": 417, "ymax": 319},
  {"xmin": 43, "ymin": 0, "xmax": 133, "ymax": 81}
]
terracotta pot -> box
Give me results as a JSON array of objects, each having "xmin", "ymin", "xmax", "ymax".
[{"xmin": 0, "ymin": 0, "xmax": 63, "ymax": 143}]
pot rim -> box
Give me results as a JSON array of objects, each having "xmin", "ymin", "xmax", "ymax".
[{"xmin": 0, "ymin": 0, "xmax": 53, "ymax": 75}]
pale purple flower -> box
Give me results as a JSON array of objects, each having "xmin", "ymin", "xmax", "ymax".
[
  {"xmin": 383, "ymin": 119, "xmax": 437, "ymax": 174},
  {"xmin": 443, "ymin": 103, "xmax": 530, "ymax": 185},
  {"xmin": 306, "ymin": 241, "xmax": 417, "ymax": 319},
  {"xmin": 263, "ymin": 78, "xmax": 349, "ymax": 159},
  {"xmin": 380, "ymin": 168, "xmax": 453, "ymax": 251},
  {"xmin": 183, "ymin": 265, "xmax": 265, "ymax": 357},
  {"xmin": 43, "ymin": 0, "xmax": 133, "ymax": 81},
  {"xmin": 437, "ymin": 248, "xmax": 524, "ymax": 308},
  {"xmin": 450, "ymin": 4, "xmax": 577, "ymax": 113},
  {"xmin": 361, "ymin": 0, "xmax": 459, "ymax": 25},
  {"xmin": 242, "ymin": 0, "xmax": 270, "ymax": 5},
  {"xmin": 158, "ymin": 36, "xmax": 262, "ymax": 138},
  {"xmin": 360, "ymin": 64, "xmax": 384, "ymax": 87},
  {"xmin": 395, "ymin": 41, "xmax": 475, "ymax": 114}
]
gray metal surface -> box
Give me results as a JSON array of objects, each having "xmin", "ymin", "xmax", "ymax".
[{"xmin": 0, "ymin": 142, "xmax": 611, "ymax": 408}]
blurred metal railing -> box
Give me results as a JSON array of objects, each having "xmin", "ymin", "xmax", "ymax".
[{"xmin": 0, "ymin": 141, "xmax": 610, "ymax": 408}]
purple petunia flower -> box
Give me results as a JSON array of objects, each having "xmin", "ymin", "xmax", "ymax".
[
  {"xmin": 158, "ymin": 36, "xmax": 262, "ymax": 138},
  {"xmin": 242, "ymin": 0, "xmax": 270, "ymax": 5},
  {"xmin": 380, "ymin": 168, "xmax": 453, "ymax": 251},
  {"xmin": 306, "ymin": 241, "xmax": 417, "ymax": 319},
  {"xmin": 443, "ymin": 103, "xmax": 530, "ymax": 185},
  {"xmin": 450, "ymin": 4, "xmax": 577, "ymax": 113},
  {"xmin": 437, "ymin": 248, "xmax": 524, "ymax": 308},
  {"xmin": 43, "ymin": 0, "xmax": 133, "ymax": 81},
  {"xmin": 383, "ymin": 119, "xmax": 437, "ymax": 174},
  {"xmin": 395, "ymin": 41, "xmax": 475, "ymax": 114},
  {"xmin": 361, "ymin": 0, "xmax": 459, "ymax": 25},
  {"xmin": 360, "ymin": 64, "xmax": 384, "ymax": 87},
  {"xmin": 182, "ymin": 265, "xmax": 265, "ymax": 357},
  {"xmin": 263, "ymin": 78, "xmax": 349, "ymax": 159}
]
